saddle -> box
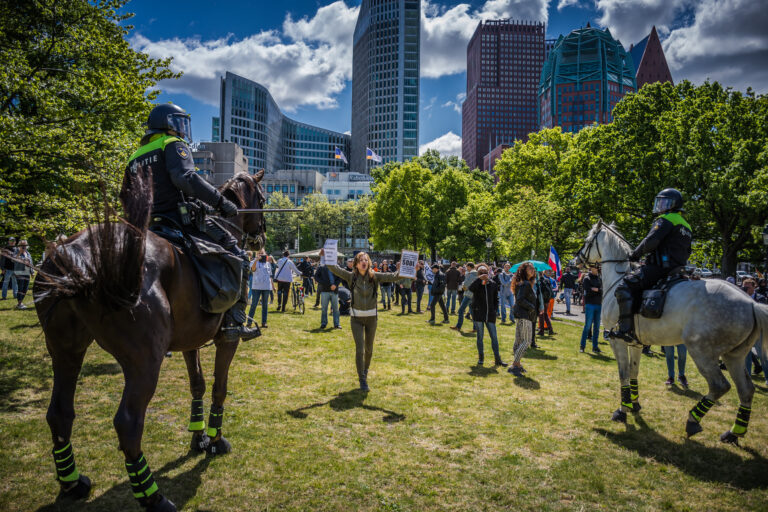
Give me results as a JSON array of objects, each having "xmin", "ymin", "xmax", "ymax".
[
  {"xmin": 150, "ymin": 216, "xmax": 242, "ymax": 314},
  {"xmin": 639, "ymin": 267, "xmax": 689, "ymax": 319}
]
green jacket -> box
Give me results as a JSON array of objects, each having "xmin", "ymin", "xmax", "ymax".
[{"xmin": 328, "ymin": 265, "xmax": 400, "ymax": 312}]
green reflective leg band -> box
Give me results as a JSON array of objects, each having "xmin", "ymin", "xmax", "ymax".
[
  {"xmin": 207, "ymin": 405, "xmax": 224, "ymax": 438},
  {"xmin": 53, "ymin": 442, "xmax": 80, "ymax": 483},
  {"xmin": 621, "ymin": 385, "xmax": 632, "ymax": 408},
  {"xmin": 125, "ymin": 453, "xmax": 159, "ymax": 500},
  {"xmin": 689, "ymin": 397, "xmax": 715, "ymax": 422},
  {"xmin": 629, "ymin": 379, "xmax": 639, "ymax": 402},
  {"xmin": 189, "ymin": 399, "xmax": 205, "ymax": 432},
  {"xmin": 731, "ymin": 404, "xmax": 751, "ymax": 436}
]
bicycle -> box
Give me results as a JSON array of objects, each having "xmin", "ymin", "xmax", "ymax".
[{"xmin": 291, "ymin": 280, "xmax": 305, "ymax": 314}]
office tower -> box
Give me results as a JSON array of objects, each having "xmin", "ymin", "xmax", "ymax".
[
  {"xmin": 461, "ymin": 20, "xmax": 546, "ymax": 171},
  {"xmin": 218, "ymin": 71, "xmax": 350, "ymax": 175},
  {"xmin": 538, "ymin": 25, "xmax": 637, "ymax": 132},
  {"xmin": 351, "ymin": 0, "xmax": 420, "ymax": 173},
  {"xmin": 630, "ymin": 26, "xmax": 674, "ymax": 89}
]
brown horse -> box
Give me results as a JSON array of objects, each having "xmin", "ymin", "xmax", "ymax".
[{"xmin": 33, "ymin": 168, "xmax": 266, "ymax": 512}]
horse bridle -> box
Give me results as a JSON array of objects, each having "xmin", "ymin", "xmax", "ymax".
[
  {"xmin": 575, "ymin": 219, "xmax": 634, "ymax": 267},
  {"xmin": 212, "ymin": 178, "xmax": 267, "ymax": 249}
]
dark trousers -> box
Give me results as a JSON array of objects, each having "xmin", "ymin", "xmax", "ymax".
[
  {"xmin": 16, "ymin": 276, "xmax": 30, "ymax": 303},
  {"xmin": 430, "ymin": 295, "xmax": 448, "ymax": 322},
  {"xmin": 277, "ymin": 281, "xmax": 291, "ymax": 311},
  {"xmin": 538, "ymin": 309, "xmax": 553, "ymax": 333},
  {"xmin": 415, "ymin": 284, "xmax": 425, "ymax": 312},
  {"xmin": 400, "ymin": 288, "xmax": 412, "ymax": 313},
  {"xmin": 350, "ymin": 316, "xmax": 377, "ymax": 380}
]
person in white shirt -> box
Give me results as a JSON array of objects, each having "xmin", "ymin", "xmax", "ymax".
[
  {"xmin": 274, "ymin": 250, "xmax": 302, "ymax": 312},
  {"xmin": 249, "ymin": 250, "xmax": 275, "ymax": 327}
]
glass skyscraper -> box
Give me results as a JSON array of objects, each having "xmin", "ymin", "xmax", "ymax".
[
  {"xmin": 218, "ymin": 71, "xmax": 351, "ymax": 175},
  {"xmin": 351, "ymin": 0, "xmax": 420, "ymax": 174}
]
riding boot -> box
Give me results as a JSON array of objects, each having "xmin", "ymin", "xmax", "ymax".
[
  {"xmin": 221, "ymin": 268, "xmax": 261, "ymax": 343},
  {"xmin": 609, "ymin": 288, "xmax": 636, "ymax": 342}
]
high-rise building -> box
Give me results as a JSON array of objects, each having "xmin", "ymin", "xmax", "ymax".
[
  {"xmin": 218, "ymin": 71, "xmax": 351, "ymax": 175},
  {"xmin": 192, "ymin": 142, "xmax": 248, "ymax": 187},
  {"xmin": 538, "ymin": 25, "xmax": 637, "ymax": 132},
  {"xmin": 351, "ymin": 0, "xmax": 420, "ymax": 174},
  {"xmin": 461, "ymin": 20, "xmax": 546, "ymax": 171},
  {"xmin": 211, "ymin": 117, "xmax": 220, "ymax": 142},
  {"xmin": 630, "ymin": 26, "xmax": 673, "ymax": 89}
]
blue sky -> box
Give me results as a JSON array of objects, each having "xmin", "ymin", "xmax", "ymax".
[{"xmin": 122, "ymin": 0, "xmax": 767, "ymax": 155}]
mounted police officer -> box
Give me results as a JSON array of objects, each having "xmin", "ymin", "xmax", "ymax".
[
  {"xmin": 609, "ymin": 188, "xmax": 692, "ymax": 342},
  {"xmin": 126, "ymin": 103, "xmax": 260, "ymax": 342}
]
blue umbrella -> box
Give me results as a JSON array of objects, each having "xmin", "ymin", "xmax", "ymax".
[{"xmin": 509, "ymin": 260, "xmax": 551, "ymax": 272}]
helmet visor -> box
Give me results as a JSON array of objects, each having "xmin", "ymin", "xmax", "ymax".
[
  {"xmin": 653, "ymin": 196, "xmax": 677, "ymax": 214},
  {"xmin": 167, "ymin": 113, "xmax": 192, "ymax": 141}
]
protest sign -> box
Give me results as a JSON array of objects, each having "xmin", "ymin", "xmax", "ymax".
[
  {"xmin": 323, "ymin": 239, "xmax": 338, "ymax": 266},
  {"xmin": 399, "ymin": 250, "xmax": 418, "ymax": 279}
]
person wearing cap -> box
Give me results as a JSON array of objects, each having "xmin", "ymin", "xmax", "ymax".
[
  {"xmin": 13, "ymin": 239, "xmax": 34, "ymax": 309},
  {"xmin": 1, "ymin": 238, "xmax": 18, "ymax": 300},
  {"xmin": 428, "ymin": 263, "xmax": 449, "ymax": 324},
  {"xmin": 468, "ymin": 264, "xmax": 506, "ymax": 366}
]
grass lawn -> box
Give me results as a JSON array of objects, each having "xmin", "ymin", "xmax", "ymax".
[{"xmin": 1, "ymin": 298, "xmax": 767, "ymax": 511}]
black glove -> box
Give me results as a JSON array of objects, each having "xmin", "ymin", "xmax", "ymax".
[
  {"xmin": 218, "ymin": 196, "xmax": 239, "ymax": 218},
  {"xmin": 629, "ymin": 251, "xmax": 640, "ymax": 262}
]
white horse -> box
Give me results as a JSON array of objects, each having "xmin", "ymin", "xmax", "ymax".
[{"xmin": 574, "ymin": 220, "xmax": 768, "ymax": 443}]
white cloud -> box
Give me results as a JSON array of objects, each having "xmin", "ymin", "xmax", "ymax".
[
  {"xmin": 441, "ymin": 92, "xmax": 467, "ymax": 114},
  {"xmin": 556, "ymin": 0, "xmax": 582, "ymax": 10},
  {"xmin": 594, "ymin": 0, "xmax": 768, "ymax": 93},
  {"xmin": 419, "ymin": 132, "xmax": 463, "ymax": 156},
  {"xmin": 421, "ymin": 0, "xmax": 551, "ymax": 78}
]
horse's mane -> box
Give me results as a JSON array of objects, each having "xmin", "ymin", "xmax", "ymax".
[
  {"xmin": 221, "ymin": 172, "xmax": 259, "ymax": 208},
  {"xmin": 601, "ymin": 222, "xmax": 633, "ymax": 256}
]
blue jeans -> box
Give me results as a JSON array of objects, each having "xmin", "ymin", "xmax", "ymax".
[
  {"xmin": 380, "ymin": 284, "xmax": 393, "ymax": 307},
  {"xmin": 320, "ymin": 291, "xmax": 340, "ymax": 328},
  {"xmin": 745, "ymin": 338, "xmax": 768, "ymax": 384},
  {"xmin": 248, "ymin": 289, "xmax": 270, "ymax": 326},
  {"xmin": 427, "ymin": 284, "xmax": 433, "ymax": 308},
  {"xmin": 563, "ymin": 288, "xmax": 573, "ymax": 314},
  {"xmin": 580, "ymin": 303, "xmax": 601, "ymax": 350},
  {"xmin": 455, "ymin": 296, "xmax": 472, "ymax": 329},
  {"xmin": 498, "ymin": 293, "xmax": 513, "ymax": 322},
  {"xmin": 475, "ymin": 321, "xmax": 501, "ymax": 362},
  {"xmin": 2, "ymin": 271, "xmax": 17, "ymax": 299},
  {"xmin": 664, "ymin": 344, "xmax": 687, "ymax": 378},
  {"xmin": 446, "ymin": 289, "xmax": 458, "ymax": 313}
]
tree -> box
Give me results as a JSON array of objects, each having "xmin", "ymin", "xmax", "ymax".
[
  {"xmin": 0, "ymin": 0, "xmax": 178, "ymax": 242},
  {"xmin": 424, "ymin": 168, "xmax": 471, "ymax": 260},
  {"xmin": 300, "ymin": 194, "xmax": 344, "ymax": 248},
  {"xmin": 368, "ymin": 161, "xmax": 432, "ymax": 253},
  {"xmin": 496, "ymin": 187, "xmax": 565, "ymax": 263},
  {"xmin": 439, "ymin": 191, "xmax": 499, "ymax": 262},
  {"xmin": 265, "ymin": 192, "xmax": 297, "ymax": 253}
]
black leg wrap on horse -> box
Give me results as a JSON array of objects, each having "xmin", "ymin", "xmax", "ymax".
[
  {"xmin": 206, "ymin": 405, "xmax": 231, "ymax": 455},
  {"xmin": 620, "ymin": 385, "xmax": 632, "ymax": 410},
  {"xmin": 730, "ymin": 404, "xmax": 751, "ymax": 437},
  {"xmin": 188, "ymin": 399, "xmax": 205, "ymax": 431},
  {"xmin": 125, "ymin": 453, "xmax": 160, "ymax": 505},
  {"xmin": 689, "ymin": 397, "xmax": 715, "ymax": 423},
  {"xmin": 53, "ymin": 442, "xmax": 80, "ymax": 485}
]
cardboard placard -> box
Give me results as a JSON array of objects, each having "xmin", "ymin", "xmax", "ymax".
[
  {"xmin": 399, "ymin": 250, "xmax": 418, "ymax": 279},
  {"xmin": 323, "ymin": 239, "xmax": 338, "ymax": 266}
]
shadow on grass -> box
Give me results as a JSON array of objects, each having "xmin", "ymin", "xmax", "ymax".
[
  {"xmin": 304, "ymin": 328, "xmax": 328, "ymax": 334},
  {"xmin": 586, "ymin": 352, "xmax": 613, "ymax": 362},
  {"xmin": 459, "ymin": 331, "xmax": 475, "ymax": 338},
  {"xmin": 36, "ymin": 452, "xmax": 212, "ymax": 512},
  {"xmin": 512, "ymin": 375, "xmax": 540, "ymax": 390},
  {"xmin": 80, "ymin": 362, "xmax": 121, "ymax": 377},
  {"xmin": 594, "ymin": 415, "xmax": 768, "ymax": 490},
  {"xmin": 468, "ymin": 364, "xmax": 499, "ymax": 377},
  {"xmin": 0, "ymin": 347, "xmax": 50, "ymax": 413},
  {"xmin": 667, "ymin": 385, "xmax": 702, "ymax": 400},
  {"xmin": 287, "ymin": 389, "xmax": 405, "ymax": 423},
  {"xmin": 524, "ymin": 348, "xmax": 558, "ymax": 361},
  {"xmin": 10, "ymin": 321, "xmax": 41, "ymax": 331}
]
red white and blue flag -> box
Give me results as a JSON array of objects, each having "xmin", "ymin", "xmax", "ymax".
[{"xmin": 548, "ymin": 246, "xmax": 562, "ymax": 281}]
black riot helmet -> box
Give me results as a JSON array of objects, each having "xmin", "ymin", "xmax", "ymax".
[
  {"xmin": 652, "ymin": 188, "xmax": 683, "ymax": 214},
  {"xmin": 145, "ymin": 103, "xmax": 192, "ymax": 141}
]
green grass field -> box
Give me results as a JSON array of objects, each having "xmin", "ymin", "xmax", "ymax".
[{"xmin": 1, "ymin": 298, "xmax": 767, "ymax": 511}]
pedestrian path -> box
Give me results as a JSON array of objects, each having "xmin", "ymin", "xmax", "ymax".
[{"xmin": 551, "ymin": 299, "xmax": 584, "ymax": 324}]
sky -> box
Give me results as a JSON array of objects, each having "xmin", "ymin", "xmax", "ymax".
[{"xmin": 122, "ymin": 0, "xmax": 768, "ymax": 157}]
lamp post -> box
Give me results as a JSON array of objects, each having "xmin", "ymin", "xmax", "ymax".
[
  {"xmin": 762, "ymin": 224, "xmax": 768, "ymax": 274},
  {"xmin": 485, "ymin": 237, "xmax": 493, "ymax": 264}
]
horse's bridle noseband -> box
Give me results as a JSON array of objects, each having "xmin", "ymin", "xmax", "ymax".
[{"xmin": 575, "ymin": 219, "xmax": 634, "ymax": 267}]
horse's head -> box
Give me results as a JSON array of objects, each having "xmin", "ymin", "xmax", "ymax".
[
  {"xmin": 220, "ymin": 170, "xmax": 267, "ymax": 252},
  {"xmin": 573, "ymin": 220, "xmax": 632, "ymax": 268}
]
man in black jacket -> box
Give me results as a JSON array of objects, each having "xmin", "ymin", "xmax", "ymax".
[
  {"xmin": 561, "ymin": 267, "xmax": 577, "ymax": 315},
  {"xmin": 429, "ymin": 264, "xmax": 449, "ymax": 324}
]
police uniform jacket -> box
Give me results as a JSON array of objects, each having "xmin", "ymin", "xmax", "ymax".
[
  {"xmin": 127, "ymin": 134, "xmax": 223, "ymax": 215},
  {"xmin": 631, "ymin": 212, "xmax": 692, "ymax": 269}
]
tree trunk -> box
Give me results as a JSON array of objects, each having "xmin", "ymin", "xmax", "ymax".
[
  {"xmin": 720, "ymin": 245, "xmax": 738, "ymax": 278},
  {"xmin": 430, "ymin": 246, "xmax": 436, "ymax": 263}
]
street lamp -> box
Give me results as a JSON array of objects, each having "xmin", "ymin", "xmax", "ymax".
[{"xmin": 485, "ymin": 237, "xmax": 493, "ymax": 264}]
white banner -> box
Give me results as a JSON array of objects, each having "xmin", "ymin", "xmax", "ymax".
[
  {"xmin": 399, "ymin": 250, "xmax": 418, "ymax": 279},
  {"xmin": 323, "ymin": 239, "xmax": 338, "ymax": 266}
]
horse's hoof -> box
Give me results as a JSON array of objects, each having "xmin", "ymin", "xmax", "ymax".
[
  {"xmin": 206, "ymin": 436, "xmax": 231, "ymax": 456},
  {"xmin": 685, "ymin": 419, "xmax": 703, "ymax": 438},
  {"xmin": 611, "ymin": 409, "xmax": 627, "ymax": 423},
  {"xmin": 632, "ymin": 402, "xmax": 642, "ymax": 413},
  {"xmin": 57, "ymin": 474, "xmax": 91, "ymax": 501},
  {"xmin": 719, "ymin": 430, "xmax": 740, "ymax": 446},
  {"xmin": 190, "ymin": 432, "xmax": 210, "ymax": 453},
  {"xmin": 146, "ymin": 494, "xmax": 177, "ymax": 512}
]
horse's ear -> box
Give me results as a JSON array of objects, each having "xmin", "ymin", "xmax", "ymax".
[{"xmin": 254, "ymin": 169, "xmax": 264, "ymax": 183}]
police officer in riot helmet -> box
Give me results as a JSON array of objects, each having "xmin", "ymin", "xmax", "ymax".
[
  {"xmin": 608, "ymin": 188, "xmax": 692, "ymax": 342},
  {"xmin": 126, "ymin": 103, "xmax": 260, "ymax": 342}
]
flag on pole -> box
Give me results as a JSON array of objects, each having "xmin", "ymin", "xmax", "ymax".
[
  {"xmin": 334, "ymin": 147, "xmax": 348, "ymax": 164},
  {"xmin": 548, "ymin": 246, "xmax": 562, "ymax": 280},
  {"xmin": 366, "ymin": 147, "xmax": 382, "ymax": 163}
]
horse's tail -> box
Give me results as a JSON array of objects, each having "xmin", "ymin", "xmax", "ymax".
[{"xmin": 37, "ymin": 165, "xmax": 153, "ymax": 310}]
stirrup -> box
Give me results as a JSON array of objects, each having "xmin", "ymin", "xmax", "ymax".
[{"xmin": 607, "ymin": 328, "xmax": 638, "ymax": 343}]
